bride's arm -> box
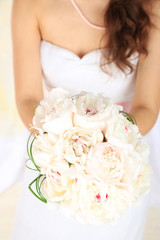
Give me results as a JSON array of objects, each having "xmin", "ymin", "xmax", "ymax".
[
  {"xmin": 129, "ymin": 3, "xmax": 160, "ymax": 136},
  {"xmin": 11, "ymin": 0, "xmax": 43, "ymax": 136}
]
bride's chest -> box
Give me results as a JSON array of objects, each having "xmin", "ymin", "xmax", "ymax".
[{"xmin": 37, "ymin": 0, "xmax": 108, "ymax": 58}]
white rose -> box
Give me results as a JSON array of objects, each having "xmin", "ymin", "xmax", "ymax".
[
  {"xmin": 72, "ymin": 91, "xmax": 122, "ymax": 132},
  {"xmin": 32, "ymin": 87, "xmax": 74, "ymax": 134}
]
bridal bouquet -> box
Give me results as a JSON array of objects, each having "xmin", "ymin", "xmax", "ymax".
[{"xmin": 26, "ymin": 87, "xmax": 151, "ymax": 225}]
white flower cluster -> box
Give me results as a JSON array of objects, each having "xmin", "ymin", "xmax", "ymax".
[{"xmin": 31, "ymin": 87, "xmax": 151, "ymax": 225}]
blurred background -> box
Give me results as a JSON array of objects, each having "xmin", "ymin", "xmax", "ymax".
[
  {"xmin": 0, "ymin": 1, "xmax": 29, "ymax": 239},
  {"xmin": 0, "ymin": 1, "xmax": 160, "ymax": 240}
]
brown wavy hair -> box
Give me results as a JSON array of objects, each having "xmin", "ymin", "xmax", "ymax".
[{"xmin": 100, "ymin": 0, "xmax": 156, "ymax": 74}]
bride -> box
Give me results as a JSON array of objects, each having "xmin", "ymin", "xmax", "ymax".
[{"xmin": 11, "ymin": 0, "xmax": 160, "ymax": 239}]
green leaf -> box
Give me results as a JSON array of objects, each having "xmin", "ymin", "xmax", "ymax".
[
  {"xmin": 119, "ymin": 111, "xmax": 137, "ymax": 125},
  {"xmin": 28, "ymin": 174, "xmax": 47, "ymax": 203},
  {"xmin": 29, "ymin": 136, "xmax": 41, "ymax": 172},
  {"xmin": 25, "ymin": 159, "xmax": 39, "ymax": 171},
  {"xmin": 33, "ymin": 104, "xmax": 40, "ymax": 113},
  {"xmin": 68, "ymin": 162, "xmax": 72, "ymax": 168},
  {"xmin": 26, "ymin": 131, "xmax": 41, "ymax": 172},
  {"xmin": 26, "ymin": 131, "xmax": 33, "ymax": 159}
]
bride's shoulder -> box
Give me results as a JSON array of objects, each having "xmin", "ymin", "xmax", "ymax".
[
  {"xmin": 11, "ymin": 0, "xmax": 38, "ymax": 18},
  {"xmin": 11, "ymin": 0, "xmax": 58, "ymax": 22},
  {"xmin": 147, "ymin": 0, "xmax": 160, "ymax": 27},
  {"xmin": 144, "ymin": 1, "xmax": 160, "ymax": 53},
  {"xmin": 12, "ymin": 0, "xmax": 37, "ymax": 8},
  {"xmin": 11, "ymin": 0, "xmax": 47, "ymax": 15}
]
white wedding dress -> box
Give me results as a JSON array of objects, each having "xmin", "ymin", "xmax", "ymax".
[{"xmin": 10, "ymin": 40, "xmax": 154, "ymax": 240}]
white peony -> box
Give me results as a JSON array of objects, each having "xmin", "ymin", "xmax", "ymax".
[
  {"xmin": 41, "ymin": 168, "xmax": 88, "ymax": 204},
  {"xmin": 59, "ymin": 177, "xmax": 135, "ymax": 225},
  {"xmin": 72, "ymin": 91, "xmax": 122, "ymax": 133},
  {"xmin": 59, "ymin": 126, "xmax": 103, "ymax": 167},
  {"xmin": 86, "ymin": 137, "xmax": 151, "ymax": 194},
  {"xmin": 104, "ymin": 113, "xmax": 142, "ymax": 145},
  {"xmin": 41, "ymin": 169, "xmax": 72, "ymax": 202},
  {"xmin": 32, "ymin": 132, "xmax": 89, "ymax": 177},
  {"xmin": 32, "ymin": 133, "xmax": 65, "ymax": 174},
  {"xmin": 32, "ymin": 87, "xmax": 74, "ymax": 135}
]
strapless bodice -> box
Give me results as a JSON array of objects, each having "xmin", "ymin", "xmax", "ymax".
[{"xmin": 40, "ymin": 40, "xmax": 139, "ymax": 103}]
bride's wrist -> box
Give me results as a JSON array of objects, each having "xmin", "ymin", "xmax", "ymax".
[{"xmin": 129, "ymin": 106, "xmax": 158, "ymax": 135}]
